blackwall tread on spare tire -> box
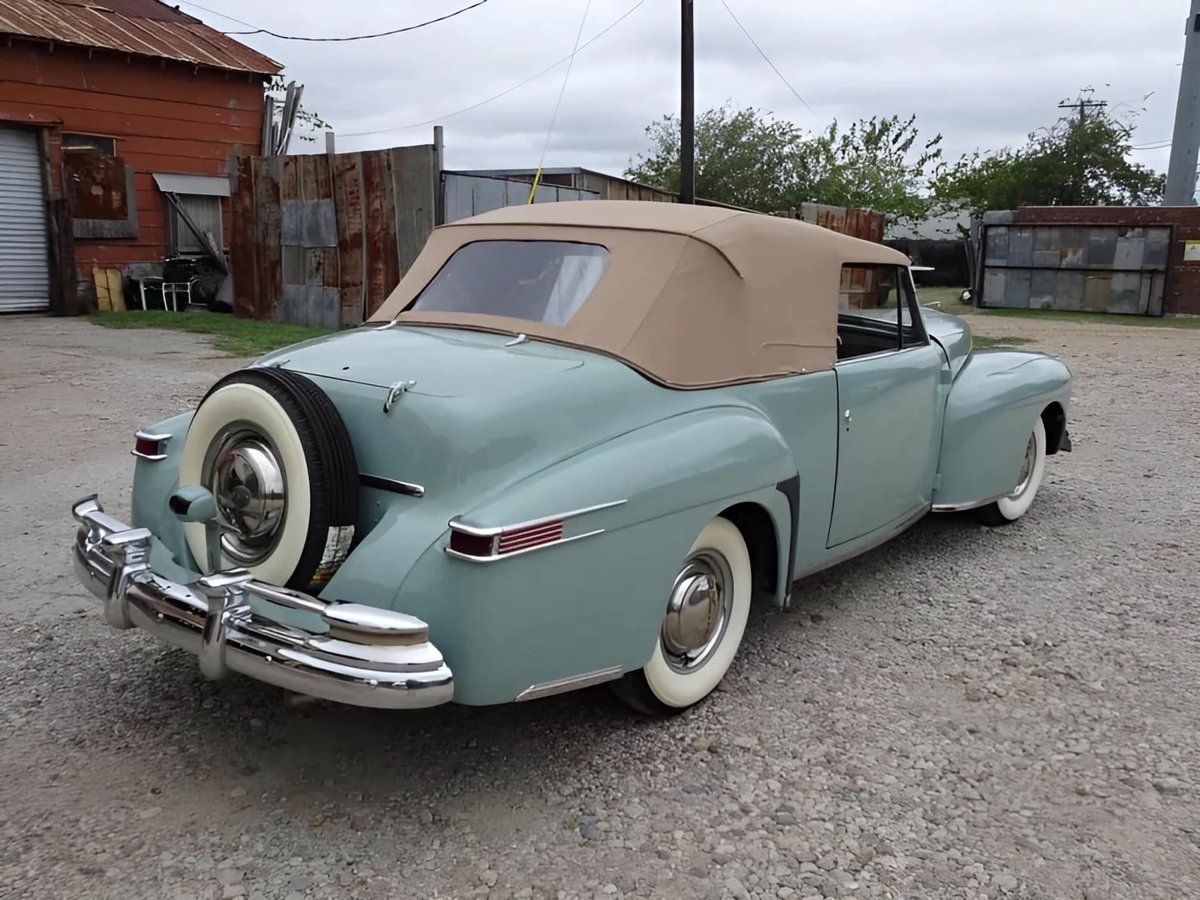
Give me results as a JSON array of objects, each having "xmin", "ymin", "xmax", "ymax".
[{"xmin": 179, "ymin": 367, "xmax": 360, "ymax": 592}]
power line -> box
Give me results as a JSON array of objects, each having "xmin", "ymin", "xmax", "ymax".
[
  {"xmin": 719, "ymin": 0, "xmax": 817, "ymax": 119},
  {"xmin": 340, "ymin": 0, "xmax": 647, "ymax": 139},
  {"xmin": 178, "ymin": 0, "xmax": 488, "ymax": 42},
  {"xmin": 528, "ymin": 0, "xmax": 595, "ymax": 202}
]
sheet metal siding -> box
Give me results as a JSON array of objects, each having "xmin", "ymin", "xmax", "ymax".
[
  {"xmin": 232, "ymin": 146, "xmax": 438, "ymax": 325},
  {"xmin": 443, "ymin": 172, "xmax": 598, "ymax": 222},
  {"xmin": 0, "ymin": 125, "xmax": 50, "ymax": 312},
  {"xmin": 980, "ymin": 218, "xmax": 1171, "ymax": 316},
  {"xmin": 0, "ymin": 0, "xmax": 280, "ymax": 74},
  {"xmin": 979, "ymin": 206, "xmax": 1200, "ymax": 317}
]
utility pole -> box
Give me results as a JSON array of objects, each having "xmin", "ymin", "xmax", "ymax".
[
  {"xmin": 1166, "ymin": 1, "xmax": 1200, "ymax": 205},
  {"xmin": 1058, "ymin": 97, "xmax": 1106, "ymax": 205},
  {"xmin": 680, "ymin": 0, "xmax": 695, "ymax": 204}
]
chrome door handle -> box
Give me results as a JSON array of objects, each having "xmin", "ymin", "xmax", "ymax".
[{"xmin": 843, "ymin": 409, "xmax": 852, "ymax": 426}]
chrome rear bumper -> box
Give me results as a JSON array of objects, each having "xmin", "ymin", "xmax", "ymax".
[{"xmin": 71, "ymin": 496, "xmax": 453, "ymax": 710}]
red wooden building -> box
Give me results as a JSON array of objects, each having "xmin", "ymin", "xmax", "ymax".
[{"xmin": 0, "ymin": 0, "xmax": 280, "ymax": 314}]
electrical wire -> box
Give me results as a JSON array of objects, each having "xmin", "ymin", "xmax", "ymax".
[
  {"xmin": 527, "ymin": 0, "xmax": 594, "ymax": 202},
  {"xmin": 339, "ymin": 0, "xmax": 647, "ymax": 140},
  {"xmin": 178, "ymin": 0, "xmax": 487, "ymax": 42},
  {"xmin": 720, "ymin": 0, "xmax": 817, "ymax": 118}
]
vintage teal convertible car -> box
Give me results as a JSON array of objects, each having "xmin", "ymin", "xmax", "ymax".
[{"xmin": 71, "ymin": 202, "xmax": 1072, "ymax": 715}]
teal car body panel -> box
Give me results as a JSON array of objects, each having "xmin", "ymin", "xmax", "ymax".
[
  {"xmin": 101, "ymin": 202, "xmax": 1072, "ymax": 710},
  {"xmin": 932, "ymin": 349, "xmax": 1072, "ymax": 508}
]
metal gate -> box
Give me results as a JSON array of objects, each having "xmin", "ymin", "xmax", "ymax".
[{"xmin": 0, "ymin": 127, "xmax": 50, "ymax": 313}]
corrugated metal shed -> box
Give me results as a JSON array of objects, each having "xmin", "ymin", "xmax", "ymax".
[{"xmin": 0, "ymin": 0, "xmax": 281, "ymax": 74}]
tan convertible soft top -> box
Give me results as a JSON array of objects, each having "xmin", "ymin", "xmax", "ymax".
[{"xmin": 368, "ymin": 201, "xmax": 910, "ymax": 387}]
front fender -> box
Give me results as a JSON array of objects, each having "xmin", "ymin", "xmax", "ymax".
[
  {"xmin": 389, "ymin": 405, "xmax": 798, "ymax": 705},
  {"xmin": 934, "ymin": 350, "xmax": 1072, "ymax": 509}
]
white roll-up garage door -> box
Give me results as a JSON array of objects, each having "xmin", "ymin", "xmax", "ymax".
[{"xmin": 0, "ymin": 127, "xmax": 50, "ymax": 313}]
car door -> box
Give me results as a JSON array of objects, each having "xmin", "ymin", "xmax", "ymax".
[{"xmin": 827, "ymin": 265, "xmax": 946, "ymax": 548}]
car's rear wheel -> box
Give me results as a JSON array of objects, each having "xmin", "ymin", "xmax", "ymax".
[
  {"xmin": 612, "ymin": 516, "xmax": 752, "ymax": 716},
  {"xmin": 178, "ymin": 368, "xmax": 359, "ymax": 591},
  {"xmin": 973, "ymin": 416, "xmax": 1047, "ymax": 527}
]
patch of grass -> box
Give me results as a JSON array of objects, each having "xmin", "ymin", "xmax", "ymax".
[
  {"xmin": 91, "ymin": 310, "xmax": 337, "ymax": 357},
  {"xmin": 973, "ymin": 307, "xmax": 1200, "ymax": 329},
  {"xmin": 973, "ymin": 334, "xmax": 1035, "ymax": 349}
]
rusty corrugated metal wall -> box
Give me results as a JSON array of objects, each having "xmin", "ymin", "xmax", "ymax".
[
  {"xmin": 977, "ymin": 207, "xmax": 1200, "ymax": 316},
  {"xmin": 770, "ymin": 202, "xmax": 886, "ymax": 243},
  {"xmin": 231, "ymin": 145, "xmax": 438, "ymax": 325}
]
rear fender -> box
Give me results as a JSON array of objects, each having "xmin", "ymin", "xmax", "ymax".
[
  {"xmin": 130, "ymin": 411, "xmax": 197, "ymax": 571},
  {"xmin": 934, "ymin": 350, "xmax": 1072, "ymax": 509},
  {"xmin": 389, "ymin": 406, "xmax": 798, "ymax": 705}
]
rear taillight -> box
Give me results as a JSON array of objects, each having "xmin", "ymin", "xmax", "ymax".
[
  {"xmin": 448, "ymin": 518, "xmax": 565, "ymax": 560},
  {"xmin": 497, "ymin": 520, "xmax": 563, "ymax": 554},
  {"xmin": 132, "ymin": 431, "xmax": 171, "ymax": 461},
  {"xmin": 448, "ymin": 529, "xmax": 496, "ymax": 558}
]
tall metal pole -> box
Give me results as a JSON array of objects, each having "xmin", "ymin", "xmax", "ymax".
[
  {"xmin": 680, "ymin": 0, "xmax": 696, "ymax": 204},
  {"xmin": 1165, "ymin": 1, "xmax": 1200, "ymax": 205}
]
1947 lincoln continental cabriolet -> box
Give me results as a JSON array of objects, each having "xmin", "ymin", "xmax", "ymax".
[{"xmin": 71, "ymin": 201, "xmax": 1072, "ymax": 716}]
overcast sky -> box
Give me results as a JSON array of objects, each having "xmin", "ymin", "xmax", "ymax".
[{"xmin": 186, "ymin": 0, "xmax": 1187, "ymax": 178}]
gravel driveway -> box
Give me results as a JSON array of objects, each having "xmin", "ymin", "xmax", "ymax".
[{"xmin": 1, "ymin": 314, "xmax": 1197, "ymax": 900}]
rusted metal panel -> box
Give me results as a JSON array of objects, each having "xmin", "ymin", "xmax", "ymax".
[
  {"xmin": 0, "ymin": 0, "xmax": 280, "ymax": 74},
  {"xmin": 254, "ymin": 157, "xmax": 281, "ymax": 320},
  {"xmin": 229, "ymin": 155, "xmax": 257, "ymax": 318},
  {"xmin": 360, "ymin": 149, "xmax": 398, "ymax": 318},
  {"xmin": 333, "ymin": 153, "xmax": 364, "ymax": 325},
  {"xmin": 392, "ymin": 146, "xmax": 434, "ymax": 277}
]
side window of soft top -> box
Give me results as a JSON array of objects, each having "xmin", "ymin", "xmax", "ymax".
[{"xmin": 835, "ymin": 264, "xmax": 928, "ymax": 361}]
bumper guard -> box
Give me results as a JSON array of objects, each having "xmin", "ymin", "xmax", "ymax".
[{"xmin": 71, "ymin": 496, "xmax": 453, "ymax": 709}]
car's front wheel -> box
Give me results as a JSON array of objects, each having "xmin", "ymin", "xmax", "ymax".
[
  {"xmin": 973, "ymin": 416, "xmax": 1047, "ymax": 527},
  {"xmin": 612, "ymin": 516, "xmax": 752, "ymax": 716}
]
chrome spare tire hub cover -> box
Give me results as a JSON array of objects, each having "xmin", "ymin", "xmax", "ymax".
[
  {"xmin": 661, "ymin": 549, "xmax": 734, "ymax": 674},
  {"xmin": 205, "ymin": 426, "xmax": 286, "ymax": 565}
]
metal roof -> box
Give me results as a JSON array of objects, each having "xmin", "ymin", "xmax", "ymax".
[{"xmin": 0, "ymin": 0, "xmax": 282, "ymax": 74}]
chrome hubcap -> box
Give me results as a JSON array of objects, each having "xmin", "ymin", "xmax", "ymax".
[
  {"xmin": 205, "ymin": 427, "xmax": 286, "ymax": 565},
  {"xmin": 1010, "ymin": 433, "xmax": 1037, "ymax": 499},
  {"xmin": 661, "ymin": 550, "xmax": 733, "ymax": 674}
]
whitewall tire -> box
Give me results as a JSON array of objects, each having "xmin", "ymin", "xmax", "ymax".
[
  {"xmin": 974, "ymin": 416, "xmax": 1047, "ymax": 527},
  {"xmin": 178, "ymin": 368, "xmax": 359, "ymax": 591},
  {"xmin": 612, "ymin": 516, "xmax": 753, "ymax": 716}
]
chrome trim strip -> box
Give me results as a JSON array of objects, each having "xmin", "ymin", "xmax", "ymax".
[
  {"xmin": 131, "ymin": 430, "xmax": 172, "ymax": 462},
  {"xmin": 448, "ymin": 499, "xmax": 627, "ymax": 538},
  {"xmin": 931, "ymin": 492, "xmax": 1009, "ymax": 513},
  {"xmin": 515, "ymin": 665, "xmax": 623, "ymax": 702},
  {"xmin": 360, "ymin": 474, "xmax": 425, "ymax": 497},
  {"xmin": 446, "ymin": 529, "xmax": 604, "ymax": 563},
  {"xmin": 70, "ymin": 496, "xmax": 453, "ymax": 710}
]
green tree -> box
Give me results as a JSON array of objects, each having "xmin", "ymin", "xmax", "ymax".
[
  {"xmin": 802, "ymin": 115, "xmax": 944, "ymax": 222},
  {"xmin": 625, "ymin": 104, "xmax": 806, "ymax": 211},
  {"xmin": 624, "ymin": 103, "xmax": 943, "ymax": 222},
  {"xmin": 933, "ymin": 90, "xmax": 1165, "ymax": 216}
]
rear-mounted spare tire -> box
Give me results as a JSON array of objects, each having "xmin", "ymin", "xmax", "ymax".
[{"xmin": 178, "ymin": 368, "xmax": 360, "ymax": 592}]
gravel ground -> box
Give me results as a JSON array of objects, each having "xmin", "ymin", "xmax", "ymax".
[{"xmin": 1, "ymin": 314, "xmax": 1197, "ymax": 900}]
